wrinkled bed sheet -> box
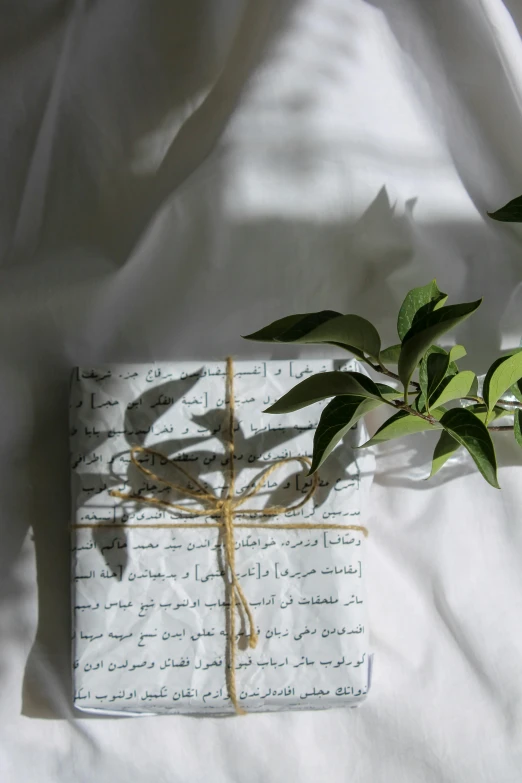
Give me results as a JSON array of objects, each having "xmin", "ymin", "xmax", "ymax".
[{"xmin": 2, "ymin": 1, "xmax": 522, "ymax": 781}]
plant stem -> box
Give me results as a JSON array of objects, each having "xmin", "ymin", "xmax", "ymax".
[
  {"xmin": 365, "ymin": 359, "xmax": 420, "ymax": 391},
  {"xmin": 459, "ymin": 396, "xmax": 522, "ymax": 413},
  {"xmin": 392, "ymin": 400, "xmax": 439, "ymax": 426},
  {"xmin": 494, "ymin": 399, "xmax": 522, "ymax": 410},
  {"xmin": 365, "ymin": 356, "xmax": 521, "ymax": 428}
]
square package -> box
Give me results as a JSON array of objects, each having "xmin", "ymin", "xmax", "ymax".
[{"xmin": 70, "ymin": 358, "xmax": 374, "ymax": 715}]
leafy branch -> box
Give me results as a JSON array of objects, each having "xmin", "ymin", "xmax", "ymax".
[{"xmin": 244, "ymin": 280, "xmax": 522, "ymax": 488}]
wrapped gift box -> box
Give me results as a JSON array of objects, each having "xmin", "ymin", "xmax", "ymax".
[{"xmin": 70, "ymin": 358, "xmax": 374, "ymax": 716}]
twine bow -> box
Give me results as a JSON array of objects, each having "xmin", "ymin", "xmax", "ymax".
[{"xmin": 74, "ymin": 357, "xmax": 368, "ymax": 714}]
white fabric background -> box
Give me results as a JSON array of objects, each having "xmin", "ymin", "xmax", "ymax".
[{"xmin": 2, "ymin": 0, "xmax": 522, "ymax": 780}]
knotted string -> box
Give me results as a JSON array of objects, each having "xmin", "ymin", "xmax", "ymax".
[{"xmin": 73, "ymin": 357, "xmax": 368, "ymax": 714}]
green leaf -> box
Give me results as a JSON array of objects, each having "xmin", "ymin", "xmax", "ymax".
[
  {"xmin": 398, "ymin": 299, "xmax": 482, "ymax": 396},
  {"xmin": 483, "ymin": 353, "xmax": 522, "ymax": 412},
  {"xmin": 515, "ymin": 410, "xmax": 522, "ymax": 447},
  {"xmin": 359, "ymin": 409, "xmax": 444, "ymax": 447},
  {"xmin": 419, "ymin": 347, "xmax": 440, "ymax": 394},
  {"xmin": 309, "ymin": 396, "xmax": 384, "ymax": 473},
  {"xmin": 265, "ymin": 371, "xmax": 383, "ymax": 414},
  {"xmin": 419, "ymin": 349, "xmax": 450, "ymax": 406},
  {"xmin": 244, "ymin": 311, "xmax": 381, "ymax": 359},
  {"xmin": 397, "ymin": 280, "xmax": 448, "ymax": 341},
  {"xmin": 429, "ymin": 371, "xmax": 476, "ymax": 409},
  {"xmin": 287, "ymin": 314, "xmax": 381, "ymax": 359},
  {"xmin": 466, "ymin": 404, "xmax": 508, "ymax": 423},
  {"xmin": 419, "ymin": 346, "xmax": 448, "ymax": 386},
  {"xmin": 429, "ymin": 430, "xmax": 461, "ymax": 478},
  {"xmin": 488, "ymin": 195, "xmax": 522, "ymax": 222},
  {"xmin": 426, "ymin": 352, "xmax": 451, "ymax": 398},
  {"xmin": 439, "ymin": 408, "xmax": 499, "ymax": 488},
  {"xmin": 243, "ymin": 311, "xmax": 340, "ymax": 341},
  {"xmin": 510, "ymin": 380, "xmax": 522, "ymax": 403},
  {"xmin": 379, "ymin": 344, "xmax": 401, "ymax": 364},
  {"xmin": 375, "ymin": 383, "xmax": 401, "ymax": 400},
  {"xmin": 325, "ymin": 342, "xmax": 366, "ymax": 360},
  {"xmin": 413, "ymin": 391, "xmax": 427, "ymax": 413},
  {"xmin": 449, "ymin": 344, "xmax": 467, "ymax": 362}
]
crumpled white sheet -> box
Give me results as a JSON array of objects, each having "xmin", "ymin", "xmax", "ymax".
[{"xmin": 2, "ymin": 1, "xmax": 522, "ymax": 781}]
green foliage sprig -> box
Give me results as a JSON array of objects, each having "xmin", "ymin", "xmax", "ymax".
[
  {"xmin": 488, "ymin": 194, "xmax": 522, "ymax": 223},
  {"xmin": 244, "ymin": 281, "xmax": 522, "ymax": 488}
]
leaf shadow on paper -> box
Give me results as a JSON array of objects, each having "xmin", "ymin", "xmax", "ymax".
[
  {"xmin": 64, "ymin": 378, "xmax": 346, "ymax": 719},
  {"xmin": 76, "ymin": 366, "xmax": 329, "ymax": 586},
  {"xmin": 78, "ymin": 365, "xmax": 368, "ymax": 676},
  {"xmin": 85, "ymin": 375, "xmax": 204, "ymax": 579},
  {"xmin": 94, "ymin": 384, "xmax": 364, "ymax": 665},
  {"xmin": 24, "ymin": 351, "xmax": 369, "ymax": 721}
]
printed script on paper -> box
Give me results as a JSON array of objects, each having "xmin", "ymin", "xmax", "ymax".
[{"xmin": 70, "ymin": 359, "xmax": 374, "ymax": 715}]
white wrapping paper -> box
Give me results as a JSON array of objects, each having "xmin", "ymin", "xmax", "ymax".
[{"xmin": 70, "ymin": 359, "xmax": 374, "ymax": 715}]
